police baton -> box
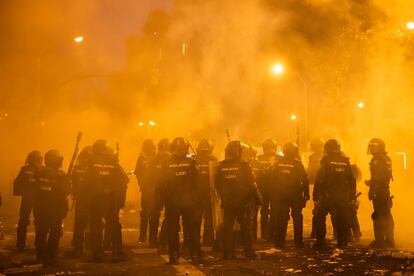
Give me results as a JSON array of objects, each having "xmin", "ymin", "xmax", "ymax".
[{"xmin": 68, "ymin": 132, "xmax": 83, "ymax": 211}]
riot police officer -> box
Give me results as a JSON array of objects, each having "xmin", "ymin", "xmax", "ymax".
[
  {"xmin": 71, "ymin": 146, "xmax": 92, "ymax": 256},
  {"xmin": 34, "ymin": 150, "xmax": 70, "ymax": 265},
  {"xmin": 313, "ymin": 139, "xmax": 356, "ymax": 249},
  {"xmin": 152, "ymin": 139, "xmax": 171, "ymax": 251},
  {"xmin": 216, "ymin": 141, "xmax": 261, "ymax": 260},
  {"xmin": 257, "ymin": 139, "xmax": 277, "ymax": 241},
  {"xmin": 194, "ymin": 139, "xmax": 217, "ymax": 246},
  {"xmin": 14, "ymin": 151, "xmax": 43, "ymax": 251},
  {"xmin": 135, "ymin": 139, "xmax": 157, "ymax": 245},
  {"xmin": 366, "ymin": 138, "xmax": 394, "ymax": 248},
  {"xmin": 271, "ymin": 143, "xmax": 309, "ymax": 248},
  {"xmin": 162, "ymin": 137, "xmax": 201, "ymax": 265},
  {"xmin": 86, "ymin": 140, "xmax": 129, "ymax": 261}
]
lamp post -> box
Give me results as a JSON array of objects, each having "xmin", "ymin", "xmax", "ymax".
[
  {"xmin": 138, "ymin": 121, "xmax": 157, "ymax": 137},
  {"xmin": 290, "ymin": 114, "xmax": 300, "ymax": 147},
  {"xmin": 36, "ymin": 35, "xmax": 85, "ymax": 120},
  {"xmin": 271, "ymin": 63, "xmax": 309, "ymax": 143}
]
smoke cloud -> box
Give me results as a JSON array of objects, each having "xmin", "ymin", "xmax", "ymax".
[{"xmin": 1, "ymin": 0, "xmax": 414, "ymax": 245}]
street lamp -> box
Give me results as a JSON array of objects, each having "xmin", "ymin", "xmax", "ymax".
[
  {"xmin": 74, "ymin": 36, "xmax": 84, "ymax": 43},
  {"xmin": 357, "ymin": 101, "xmax": 365, "ymax": 109},
  {"xmin": 290, "ymin": 114, "xmax": 300, "ymax": 147},
  {"xmin": 138, "ymin": 121, "xmax": 157, "ymax": 137},
  {"xmin": 36, "ymin": 35, "xmax": 87, "ymax": 120},
  {"xmin": 407, "ymin": 21, "xmax": 414, "ymax": 30},
  {"xmin": 271, "ymin": 63, "xmax": 285, "ymax": 76},
  {"xmin": 271, "ymin": 62, "xmax": 309, "ymax": 143}
]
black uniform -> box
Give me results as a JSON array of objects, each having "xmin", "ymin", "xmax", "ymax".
[
  {"xmin": 271, "ymin": 156, "xmax": 309, "ymax": 247},
  {"xmin": 314, "ymin": 153, "xmax": 356, "ymax": 248},
  {"xmin": 369, "ymin": 153, "xmax": 394, "ymax": 247},
  {"xmin": 135, "ymin": 153, "xmax": 158, "ymax": 245},
  {"xmin": 256, "ymin": 153, "xmax": 276, "ymax": 240},
  {"xmin": 14, "ymin": 164, "xmax": 41, "ymax": 250},
  {"xmin": 34, "ymin": 166, "xmax": 70, "ymax": 263},
  {"xmin": 71, "ymin": 162, "xmax": 89, "ymax": 254},
  {"xmin": 216, "ymin": 158, "xmax": 261, "ymax": 259},
  {"xmin": 194, "ymin": 153, "xmax": 217, "ymax": 246},
  {"xmin": 85, "ymin": 151, "xmax": 128, "ymax": 260},
  {"xmin": 162, "ymin": 155, "xmax": 201, "ymax": 263}
]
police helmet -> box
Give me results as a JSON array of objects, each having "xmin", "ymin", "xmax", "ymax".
[
  {"xmin": 93, "ymin": 139, "xmax": 108, "ymax": 154},
  {"xmin": 142, "ymin": 139, "xmax": 156, "ymax": 156},
  {"xmin": 25, "ymin": 150, "xmax": 43, "ymax": 166},
  {"xmin": 324, "ymin": 139, "xmax": 341, "ymax": 154},
  {"xmin": 170, "ymin": 137, "xmax": 189, "ymax": 156},
  {"xmin": 197, "ymin": 139, "xmax": 214, "ymax": 154},
  {"xmin": 77, "ymin": 146, "xmax": 92, "ymax": 164},
  {"xmin": 368, "ymin": 138, "xmax": 386, "ymax": 155},
  {"xmin": 225, "ymin": 140, "xmax": 243, "ymax": 160},
  {"xmin": 283, "ymin": 143, "xmax": 299, "ymax": 158},
  {"xmin": 262, "ymin": 139, "xmax": 277, "ymax": 155},
  {"xmin": 44, "ymin": 149, "xmax": 63, "ymax": 168},
  {"xmin": 158, "ymin": 138, "xmax": 170, "ymax": 152},
  {"xmin": 310, "ymin": 138, "xmax": 324, "ymax": 153}
]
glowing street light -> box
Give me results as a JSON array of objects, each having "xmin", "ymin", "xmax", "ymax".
[
  {"xmin": 407, "ymin": 21, "xmax": 414, "ymax": 30},
  {"xmin": 74, "ymin": 36, "xmax": 84, "ymax": 43},
  {"xmin": 290, "ymin": 114, "xmax": 300, "ymax": 148},
  {"xmin": 138, "ymin": 121, "xmax": 157, "ymax": 137},
  {"xmin": 357, "ymin": 102, "xmax": 365, "ymax": 109},
  {"xmin": 271, "ymin": 63, "xmax": 285, "ymax": 76},
  {"xmin": 270, "ymin": 62, "xmax": 309, "ymax": 144}
]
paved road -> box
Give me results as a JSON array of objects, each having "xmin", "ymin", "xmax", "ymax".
[
  {"xmin": 0, "ymin": 208, "xmax": 413, "ymax": 275},
  {"xmin": 2, "ymin": 229, "xmax": 414, "ymax": 276}
]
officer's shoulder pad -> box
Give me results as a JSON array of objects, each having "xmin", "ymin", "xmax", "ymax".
[
  {"xmin": 210, "ymin": 155, "xmax": 218, "ymax": 161},
  {"xmin": 218, "ymin": 159, "xmax": 232, "ymax": 166},
  {"xmin": 240, "ymin": 160, "xmax": 251, "ymax": 166}
]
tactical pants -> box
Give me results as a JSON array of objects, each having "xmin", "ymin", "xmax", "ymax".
[
  {"xmin": 165, "ymin": 204, "xmax": 201, "ymax": 260},
  {"xmin": 17, "ymin": 194, "xmax": 35, "ymax": 250},
  {"xmin": 73, "ymin": 197, "xmax": 89, "ymax": 252},
  {"xmin": 274, "ymin": 199, "xmax": 304, "ymax": 247},
  {"xmin": 222, "ymin": 207, "xmax": 255, "ymax": 258},
  {"xmin": 158, "ymin": 217, "xmax": 168, "ymax": 248},
  {"xmin": 249, "ymin": 203, "xmax": 259, "ymax": 242},
  {"xmin": 260, "ymin": 197, "xmax": 270, "ymax": 240},
  {"xmin": 34, "ymin": 207, "xmax": 65, "ymax": 261},
  {"xmin": 89, "ymin": 196, "xmax": 122, "ymax": 257},
  {"xmin": 311, "ymin": 204, "xmax": 336, "ymax": 238},
  {"xmin": 139, "ymin": 192, "xmax": 160, "ymax": 245},
  {"xmin": 315, "ymin": 200, "xmax": 349, "ymax": 247},
  {"xmin": 200, "ymin": 199, "xmax": 214, "ymax": 245},
  {"xmin": 372, "ymin": 195, "xmax": 394, "ymax": 246}
]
